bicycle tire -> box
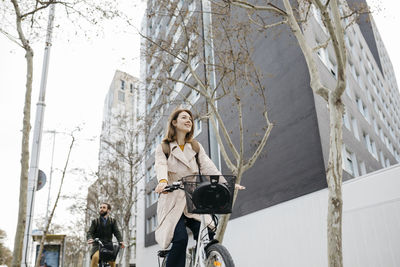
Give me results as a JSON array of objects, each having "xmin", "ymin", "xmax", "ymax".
[{"xmin": 205, "ymin": 243, "xmax": 235, "ymax": 267}]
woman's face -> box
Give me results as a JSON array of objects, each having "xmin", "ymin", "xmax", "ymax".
[{"xmin": 173, "ymin": 111, "xmax": 193, "ymax": 134}]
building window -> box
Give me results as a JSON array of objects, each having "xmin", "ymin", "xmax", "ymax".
[
  {"xmin": 363, "ymin": 132, "xmax": 377, "ymax": 159},
  {"xmin": 311, "ymin": 4, "xmax": 325, "ymax": 31},
  {"xmin": 146, "ymin": 165, "xmax": 155, "ymax": 183},
  {"xmin": 342, "ymin": 146, "xmax": 359, "ymax": 177},
  {"xmin": 345, "ymin": 81, "xmax": 352, "ymax": 99},
  {"xmin": 181, "ymin": 67, "xmax": 190, "ymax": 82},
  {"xmin": 146, "ymin": 190, "xmax": 158, "ymax": 208},
  {"xmin": 395, "ymin": 150, "xmax": 400, "ymax": 162},
  {"xmin": 379, "ymin": 150, "xmax": 385, "ymax": 167},
  {"xmin": 356, "ymin": 97, "xmax": 369, "ymax": 122},
  {"xmin": 316, "ymin": 45, "xmax": 337, "ymax": 78},
  {"xmin": 359, "ymin": 161, "xmax": 367, "ymax": 175},
  {"xmin": 351, "ymin": 117, "xmax": 360, "ymax": 140},
  {"xmin": 385, "ymin": 158, "xmax": 391, "ymax": 168},
  {"xmin": 130, "ymin": 83, "xmax": 134, "ymax": 93},
  {"xmin": 372, "ymin": 117, "xmax": 378, "ymax": 134},
  {"xmin": 188, "ymin": 85, "xmax": 200, "ymax": 105},
  {"xmin": 121, "ymin": 80, "xmax": 125, "ymax": 90},
  {"xmin": 146, "ymin": 214, "xmax": 158, "ymax": 234},
  {"xmin": 194, "ymin": 118, "xmax": 202, "ymax": 137},
  {"xmin": 118, "ymin": 91, "xmax": 125, "ymax": 102},
  {"xmin": 343, "ymin": 109, "xmax": 351, "ymax": 130}
]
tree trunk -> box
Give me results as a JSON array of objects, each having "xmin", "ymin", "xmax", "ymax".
[
  {"xmin": 326, "ymin": 95, "xmax": 344, "ymax": 267},
  {"xmin": 12, "ymin": 46, "xmax": 34, "ymax": 267},
  {"xmin": 215, "ymin": 170, "xmax": 243, "ymax": 242},
  {"xmin": 10, "ymin": 0, "xmax": 35, "ymax": 265},
  {"xmin": 35, "ymin": 135, "xmax": 75, "ymax": 267},
  {"xmin": 123, "ymin": 225, "xmax": 131, "ymax": 267}
]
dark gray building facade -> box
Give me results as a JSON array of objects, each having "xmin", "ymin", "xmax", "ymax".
[{"xmin": 139, "ymin": 0, "xmax": 400, "ymax": 249}]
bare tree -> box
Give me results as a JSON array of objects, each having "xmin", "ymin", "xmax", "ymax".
[
  {"xmin": 0, "ymin": 1, "xmax": 124, "ymax": 265},
  {"xmin": 97, "ymin": 111, "xmax": 144, "ymax": 267},
  {"xmin": 0, "ymin": 229, "xmax": 13, "ymax": 266},
  {"xmin": 204, "ymin": 0, "xmax": 367, "ymax": 266},
  {"xmin": 141, "ymin": 0, "xmax": 274, "ymax": 244},
  {"xmin": 142, "ymin": 0, "xmax": 371, "ymax": 266},
  {"xmin": 34, "ymin": 217, "xmax": 87, "ymax": 267},
  {"xmin": 35, "ymin": 129, "xmax": 78, "ymax": 267}
]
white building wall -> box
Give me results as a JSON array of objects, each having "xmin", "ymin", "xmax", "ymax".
[
  {"xmin": 223, "ymin": 164, "xmax": 400, "ymax": 267},
  {"xmin": 135, "ymin": 164, "xmax": 400, "ymax": 267}
]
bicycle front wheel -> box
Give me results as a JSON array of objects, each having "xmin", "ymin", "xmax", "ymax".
[{"xmin": 205, "ymin": 244, "xmax": 235, "ymax": 267}]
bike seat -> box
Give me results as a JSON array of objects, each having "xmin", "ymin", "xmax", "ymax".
[{"xmin": 157, "ymin": 249, "xmax": 170, "ymax": 258}]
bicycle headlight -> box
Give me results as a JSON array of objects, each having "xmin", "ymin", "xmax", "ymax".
[{"xmin": 191, "ymin": 182, "xmax": 230, "ymax": 211}]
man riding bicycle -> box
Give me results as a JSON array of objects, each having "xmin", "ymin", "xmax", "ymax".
[{"xmin": 87, "ymin": 203, "xmax": 125, "ymax": 267}]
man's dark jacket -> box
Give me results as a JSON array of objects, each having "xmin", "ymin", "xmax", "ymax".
[{"xmin": 87, "ymin": 216, "xmax": 123, "ymax": 257}]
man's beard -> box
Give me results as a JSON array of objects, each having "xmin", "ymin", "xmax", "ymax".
[{"xmin": 99, "ymin": 210, "xmax": 108, "ymax": 217}]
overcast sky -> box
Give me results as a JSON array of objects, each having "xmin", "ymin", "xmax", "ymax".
[{"xmin": 1, "ymin": 1, "xmax": 399, "ymax": 250}]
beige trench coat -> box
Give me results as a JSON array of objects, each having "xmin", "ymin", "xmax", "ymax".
[{"xmin": 154, "ymin": 140, "xmax": 221, "ymax": 249}]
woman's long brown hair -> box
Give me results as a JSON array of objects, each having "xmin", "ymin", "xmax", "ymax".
[{"xmin": 163, "ymin": 108, "xmax": 195, "ymax": 143}]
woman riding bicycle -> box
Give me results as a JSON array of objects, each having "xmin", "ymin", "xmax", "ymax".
[{"xmin": 154, "ymin": 108, "xmax": 244, "ymax": 267}]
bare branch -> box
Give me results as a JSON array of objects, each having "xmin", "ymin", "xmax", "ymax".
[
  {"xmin": 227, "ymin": 0, "xmax": 288, "ymax": 16},
  {"xmin": 283, "ymin": 0, "xmax": 329, "ymax": 101}
]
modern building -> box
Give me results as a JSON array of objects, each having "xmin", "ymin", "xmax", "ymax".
[
  {"xmin": 86, "ymin": 70, "xmax": 140, "ymax": 267},
  {"xmin": 136, "ymin": 1, "xmax": 400, "ymax": 266}
]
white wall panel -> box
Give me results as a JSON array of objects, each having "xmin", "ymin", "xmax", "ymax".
[
  {"xmin": 224, "ymin": 164, "xmax": 400, "ymax": 267},
  {"xmin": 135, "ymin": 164, "xmax": 400, "ymax": 266}
]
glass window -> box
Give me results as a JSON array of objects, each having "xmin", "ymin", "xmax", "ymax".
[
  {"xmin": 194, "ymin": 118, "xmax": 202, "ymax": 137},
  {"xmin": 146, "ymin": 190, "xmax": 158, "ymax": 208},
  {"xmin": 121, "ymin": 80, "xmax": 125, "ymax": 90},
  {"xmin": 352, "ymin": 117, "xmax": 360, "ymax": 140},
  {"xmin": 343, "ymin": 110, "xmax": 351, "ymax": 130},
  {"xmin": 359, "ymin": 161, "xmax": 367, "ymax": 175},
  {"xmin": 146, "ymin": 214, "xmax": 158, "ymax": 234},
  {"xmin": 356, "ymin": 97, "xmax": 369, "ymax": 122},
  {"xmin": 118, "ymin": 91, "xmax": 125, "ymax": 102},
  {"xmin": 379, "ymin": 150, "xmax": 385, "ymax": 167},
  {"xmin": 342, "ymin": 147, "xmax": 359, "ymax": 177},
  {"xmin": 345, "ymin": 81, "xmax": 352, "ymax": 99},
  {"xmin": 385, "ymin": 158, "xmax": 390, "ymax": 168},
  {"xmin": 372, "ymin": 117, "xmax": 378, "ymax": 134}
]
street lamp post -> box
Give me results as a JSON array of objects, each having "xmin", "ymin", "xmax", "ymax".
[
  {"xmin": 44, "ymin": 130, "xmax": 57, "ymax": 223},
  {"xmin": 201, "ymin": 0, "xmax": 221, "ymax": 170},
  {"xmin": 21, "ymin": 4, "xmax": 55, "ymax": 266}
]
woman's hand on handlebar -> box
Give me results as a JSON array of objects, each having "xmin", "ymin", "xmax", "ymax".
[
  {"xmin": 155, "ymin": 182, "xmax": 168, "ymax": 193},
  {"xmin": 235, "ymin": 184, "xmax": 246, "ymax": 190}
]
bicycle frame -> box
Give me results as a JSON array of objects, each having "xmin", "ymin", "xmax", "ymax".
[
  {"xmin": 93, "ymin": 238, "xmax": 120, "ymax": 267},
  {"xmin": 192, "ymin": 214, "xmax": 211, "ymax": 267},
  {"xmin": 159, "ymin": 177, "xmax": 235, "ymax": 267}
]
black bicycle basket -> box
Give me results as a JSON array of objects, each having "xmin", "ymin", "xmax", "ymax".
[
  {"xmin": 99, "ymin": 242, "xmax": 119, "ymax": 262},
  {"xmin": 181, "ymin": 175, "xmax": 236, "ymax": 214}
]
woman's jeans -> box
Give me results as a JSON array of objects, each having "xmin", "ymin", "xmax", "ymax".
[{"xmin": 166, "ymin": 215, "xmax": 214, "ymax": 267}]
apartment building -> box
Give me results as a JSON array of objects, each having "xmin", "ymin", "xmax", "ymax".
[
  {"xmin": 136, "ymin": 1, "xmax": 400, "ymax": 266},
  {"xmin": 86, "ymin": 70, "xmax": 140, "ymax": 267}
]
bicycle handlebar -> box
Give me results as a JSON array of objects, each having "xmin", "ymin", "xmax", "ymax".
[
  {"xmin": 93, "ymin": 238, "xmax": 121, "ymax": 247},
  {"xmin": 93, "ymin": 238, "xmax": 104, "ymax": 246},
  {"xmin": 162, "ymin": 181, "xmax": 183, "ymax": 193}
]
